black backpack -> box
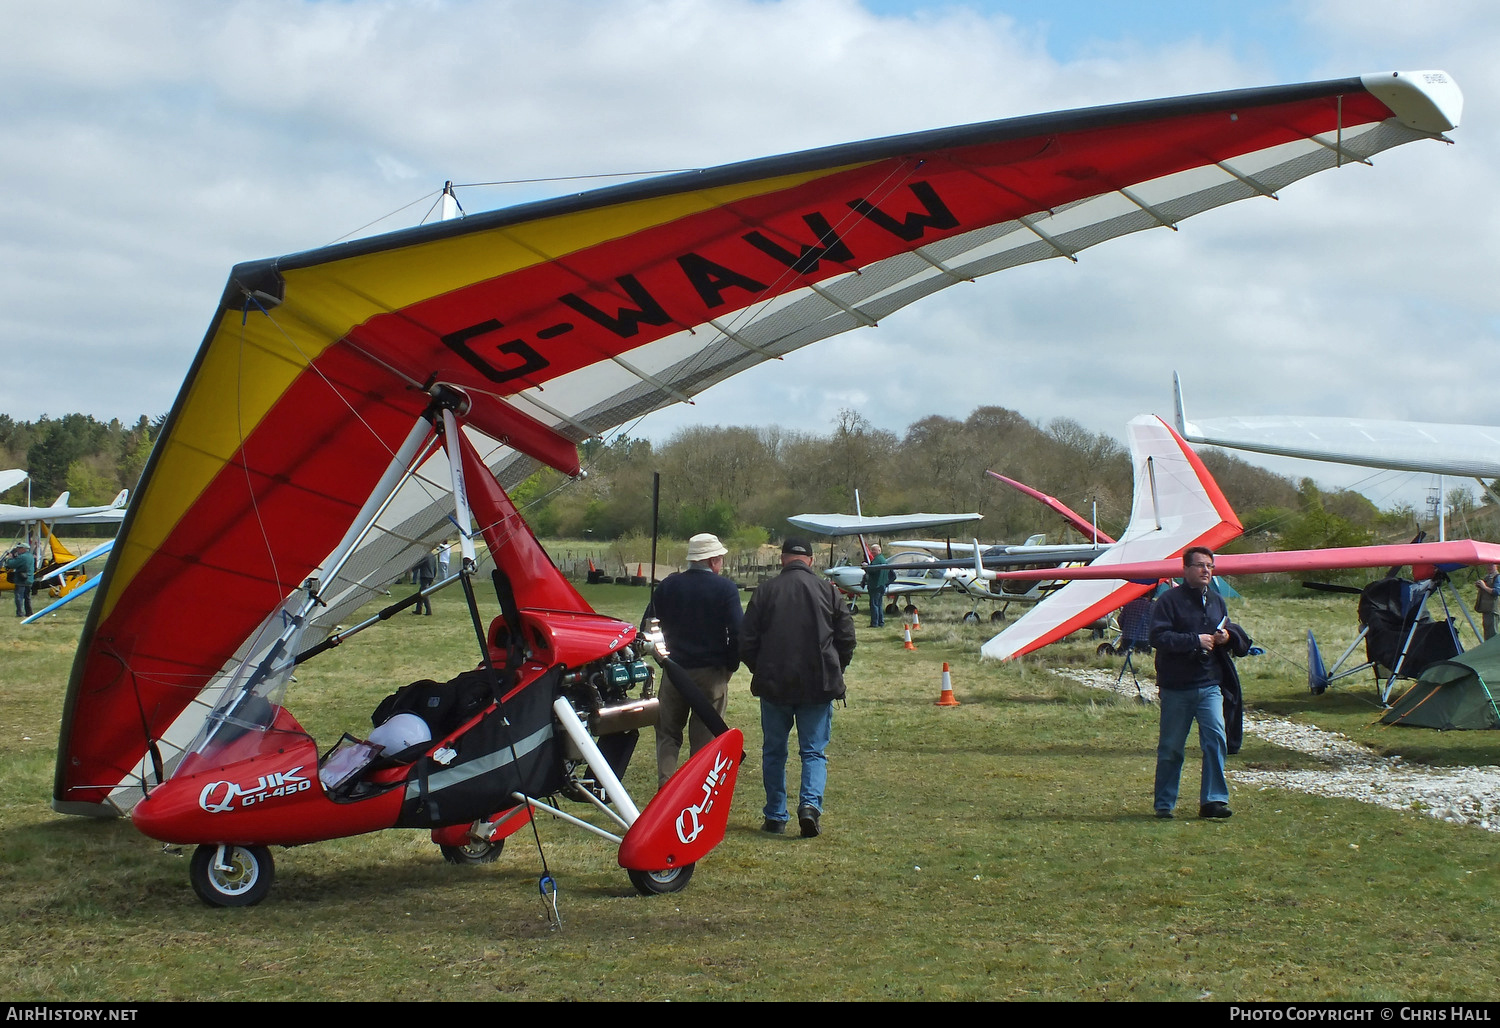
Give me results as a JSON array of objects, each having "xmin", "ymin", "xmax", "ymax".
[{"xmin": 372, "ymin": 669, "xmax": 494, "ymax": 739}]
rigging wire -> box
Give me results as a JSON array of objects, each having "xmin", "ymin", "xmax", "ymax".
[
  {"xmin": 322, "ymin": 169, "xmax": 701, "ymax": 247},
  {"xmin": 324, "ymin": 189, "xmax": 444, "ymax": 247},
  {"xmin": 235, "ymin": 297, "xmax": 291, "ymax": 605}
]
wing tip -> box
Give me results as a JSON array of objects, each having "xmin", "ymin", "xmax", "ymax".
[
  {"xmin": 1361, "ymin": 70, "xmax": 1462, "ymax": 134},
  {"xmin": 51, "ymin": 798, "xmax": 125, "ymax": 819}
]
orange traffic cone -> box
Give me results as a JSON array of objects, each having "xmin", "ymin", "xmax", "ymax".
[
  {"xmin": 935, "ymin": 662, "xmax": 960, "ymax": 707},
  {"xmin": 902, "ymin": 624, "xmax": 917, "ymax": 651},
  {"xmin": 911, "ymin": 607, "xmax": 922, "ymax": 630},
  {"xmin": 636, "ymin": 563, "xmax": 643, "ymax": 577},
  {"xmin": 588, "ymin": 558, "xmax": 597, "ymax": 572}
]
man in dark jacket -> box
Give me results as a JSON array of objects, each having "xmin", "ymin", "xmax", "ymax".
[
  {"xmin": 1149, "ymin": 546, "xmax": 1251, "ymax": 820},
  {"xmin": 740, "ymin": 537, "xmax": 856, "ymax": 837},
  {"xmin": 5, "ymin": 544, "xmax": 35, "ymax": 618},
  {"xmin": 413, "ymin": 550, "xmax": 437, "ymax": 615},
  {"xmin": 643, "ymin": 532, "xmax": 743, "ymax": 788},
  {"xmin": 865, "ymin": 543, "xmax": 892, "ymax": 627}
]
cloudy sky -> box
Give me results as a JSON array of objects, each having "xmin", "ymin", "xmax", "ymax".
[{"xmin": 4, "ymin": 0, "xmax": 1498, "ymax": 510}]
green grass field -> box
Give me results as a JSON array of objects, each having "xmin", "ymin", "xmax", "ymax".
[{"xmin": 2, "ymin": 569, "xmax": 1497, "ymax": 1001}]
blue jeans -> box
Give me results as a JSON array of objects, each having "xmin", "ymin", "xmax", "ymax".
[
  {"xmin": 869, "ymin": 589, "xmax": 886, "ymax": 627},
  {"xmin": 760, "ymin": 700, "xmax": 833, "ymax": 821},
  {"xmin": 1154, "ymin": 684, "xmax": 1228, "ymax": 812}
]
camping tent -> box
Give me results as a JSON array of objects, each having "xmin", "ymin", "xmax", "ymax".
[{"xmin": 1380, "ymin": 633, "xmax": 1500, "ymax": 730}]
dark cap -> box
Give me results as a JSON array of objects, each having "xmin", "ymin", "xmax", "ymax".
[{"xmin": 781, "ymin": 537, "xmax": 813, "ymax": 557}]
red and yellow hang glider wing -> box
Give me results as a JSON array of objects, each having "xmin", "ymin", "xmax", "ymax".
[{"xmin": 55, "ymin": 71, "xmax": 1461, "ymax": 814}]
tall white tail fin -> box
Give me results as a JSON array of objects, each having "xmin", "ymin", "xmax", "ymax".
[{"xmin": 980, "ymin": 415, "xmax": 1242, "ymax": 660}]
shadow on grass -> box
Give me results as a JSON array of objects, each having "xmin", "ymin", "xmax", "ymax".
[
  {"xmin": 1254, "ymin": 692, "xmax": 1385, "ymax": 718},
  {"xmin": 865, "ymin": 739, "xmax": 1148, "ymax": 759},
  {"xmin": 991, "ymin": 810, "xmax": 1205, "ymax": 824},
  {"xmin": 1366, "ymin": 733, "xmax": 1500, "ymax": 768},
  {"xmin": 26, "ymin": 812, "xmax": 139, "ymax": 842}
]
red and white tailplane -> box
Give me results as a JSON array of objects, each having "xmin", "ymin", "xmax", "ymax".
[{"xmin": 979, "ymin": 415, "xmax": 1242, "ymax": 661}]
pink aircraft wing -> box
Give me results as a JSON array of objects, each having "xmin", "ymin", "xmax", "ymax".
[
  {"xmin": 980, "ymin": 415, "xmax": 1242, "ymax": 661},
  {"xmin": 986, "ymin": 471, "xmax": 1116, "ymax": 545},
  {"xmin": 976, "ymin": 539, "xmax": 1500, "ymax": 584}
]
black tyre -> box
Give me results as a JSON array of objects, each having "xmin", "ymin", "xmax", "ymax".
[
  {"xmin": 1096, "ymin": 642, "xmax": 1116, "ymax": 657},
  {"xmin": 628, "ymin": 862, "xmax": 695, "ymax": 896},
  {"xmin": 990, "ymin": 610, "xmax": 1006, "ymax": 623},
  {"xmin": 962, "ymin": 611, "xmax": 980, "ymax": 624},
  {"xmin": 440, "ymin": 833, "xmax": 505, "ymax": 865},
  {"xmin": 846, "ymin": 599, "xmax": 858, "ymax": 614},
  {"xmin": 189, "ymin": 844, "xmax": 274, "ymax": 908}
]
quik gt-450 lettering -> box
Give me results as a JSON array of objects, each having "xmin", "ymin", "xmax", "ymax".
[
  {"xmin": 675, "ymin": 750, "xmax": 735, "ymax": 845},
  {"xmin": 199, "ymin": 767, "xmax": 311, "ymax": 814}
]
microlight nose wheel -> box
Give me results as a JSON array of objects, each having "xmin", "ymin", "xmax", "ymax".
[
  {"xmin": 190, "ymin": 844, "xmax": 274, "ymax": 907},
  {"xmin": 627, "ymin": 863, "xmax": 695, "ymax": 896}
]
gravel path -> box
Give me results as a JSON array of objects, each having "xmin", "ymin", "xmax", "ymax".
[{"xmin": 1056, "ymin": 668, "xmax": 1500, "ymax": 832}]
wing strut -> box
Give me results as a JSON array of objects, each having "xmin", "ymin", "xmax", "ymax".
[
  {"xmin": 912, "ymin": 246, "xmax": 974, "ymax": 281},
  {"xmin": 609, "ymin": 355, "xmax": 694, "ymax": 404},
  {"xmin": 707, "ymin": 318, "xmax": 781, "ymax": 357},
  {"xmin": 1146, "ymin": 456, "xmax": 1162, "ymax": 532},
  {"xmin": 809, "ymin": 283, "xmax": 879, "ymax": 327},
  {"xmin": 1119, "ymin": 188, "xmax": 1178, "ymax": 230},
  {"xmin": 1215, "ymin": 161, "xmax": 1278, "ymax": 199},
  {"xmin": 1017, "ymin": 214, "xmax": 1079, "ymax": 262}
]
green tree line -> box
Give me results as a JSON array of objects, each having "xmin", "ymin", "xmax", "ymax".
[
  {"xmin": 0, "ymin": 413, "xmax": 160, "ymax": 510},
  {"xmin": 4, "ymin": 405, "xmax": 1463, "ymax": 557},
  {"xmin": 512, "ymin": 405, "xmax": 1422, "ymax": 554}
]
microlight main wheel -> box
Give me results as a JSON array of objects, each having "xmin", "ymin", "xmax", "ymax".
[
  {"xmin": 190, "ymin": 844, "xmax": 274, "ymax": 907},
  {"xmin": 440, "ymin": 835, "xmax": 505, "ymax": 865},
  {"xmin": 628, "ymin": 863, "xmax": 695, "ymax": 896}
]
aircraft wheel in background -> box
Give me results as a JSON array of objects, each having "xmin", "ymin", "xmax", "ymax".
[
  {"xmin": 885, "ymin": 602, "xmax": 899, "ymax": 616},
  {"xmin": 962, "ymin": 611, "xmax": 980, "ymax": 624},
  {"xmin": 628, "ymin": 863, "xmax": 695, "ymax": 896},
  {"xmin": 440, "ymin": 835, "xmax": 505, "ymax": 865},
  {"xmin": 190, "ymin": 843, "xmax": 274, "ymax": 907},
  {"xmin": 903, "ymin": 604, "xmax": 917, "ymax": 616},
  {"xmin": 990, "ymin": 610, "xmax": 1006, "ymax": 623},
  {"xmin": 846, "ymin": 599, "xmax": 858, "ymax": 614},
  {"xmin": 1096, "ymin": 642, "xmax": 1116, "ymax": 657}
]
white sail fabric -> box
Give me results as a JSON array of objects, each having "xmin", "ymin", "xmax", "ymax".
[{"xmin": 981, "ymin": 416, "xmax": 1242, "ymax": 660}]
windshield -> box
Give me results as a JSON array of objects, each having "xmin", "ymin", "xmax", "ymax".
[{"xmin": 181, "ymin": 597, "xmax": 309, "ymax": 765}]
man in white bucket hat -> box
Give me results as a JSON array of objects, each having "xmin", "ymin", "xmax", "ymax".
[{"xmin": 643, "ymin": 532, "xmax": 743, "ymax": 788}]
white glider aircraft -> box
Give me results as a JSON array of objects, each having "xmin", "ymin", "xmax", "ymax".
[{"xmin": 786, "ymin": 510, "xmax": 983, "ymax": 611}]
